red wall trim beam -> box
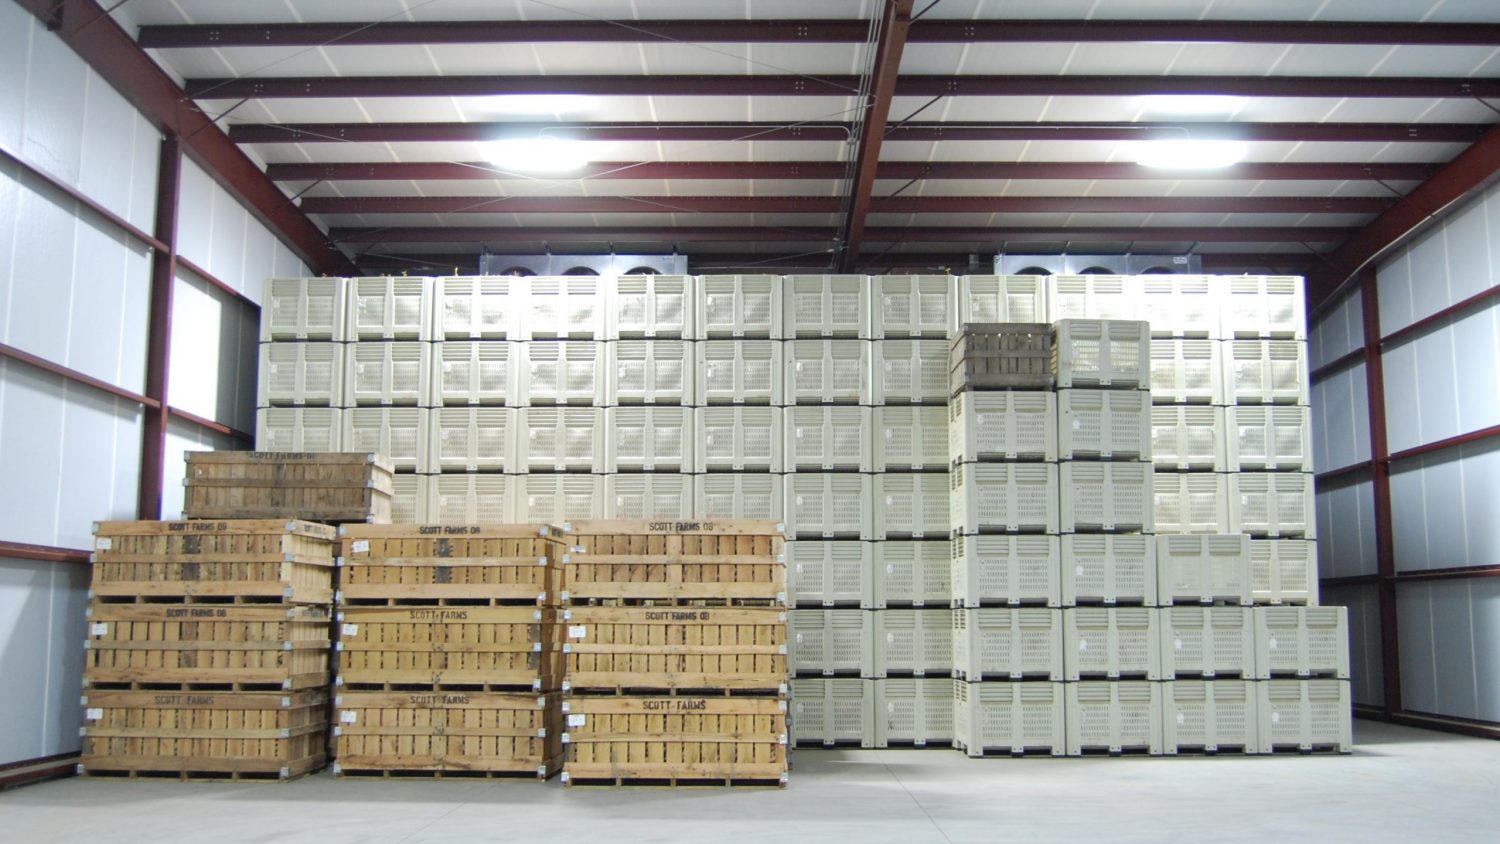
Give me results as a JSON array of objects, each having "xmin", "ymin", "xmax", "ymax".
[
  {"xmin": 0, "ymin": 142, "xmax": 168, "ymax": 252},
  {"xmin": 0, "ymin": 541, "xmax": 90, "ymax": 565}
]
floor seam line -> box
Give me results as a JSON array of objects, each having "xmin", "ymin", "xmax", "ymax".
[{"xmin": 882, "ymin": 761, "xmax": 954, "ymax": 844}]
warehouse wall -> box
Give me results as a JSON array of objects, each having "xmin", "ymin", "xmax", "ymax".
[{"xmin": 0, "ymin": 2, "xmax": 305, "ymax": 767}]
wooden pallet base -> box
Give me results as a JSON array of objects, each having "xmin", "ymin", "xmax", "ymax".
[
  {"xmin": 84, "ymin": 679, "xmax": 316, "ymax": 693},
  {"xmin": 90, "ymin": 595, "xmax": 298, "ymax": 605},
  {"xmin": 563, "ymin": 598, "xmax": 783, "ymax": 608},
  {"xmin": 563, "ymin": 775, "xmax": 786, "ymax": 788},
  {"xmin": 338, "ymin": 681, "xmax": 555, "ymax": 694},
  {"xmin": 78, "ymin": 754, "xmax": 325, "ymax": 782},
  {"xmin": 336, "ymin": 598, "xmax": 546, "ymax": 608},
  {"xmin": 334, "ymin": 756, "xmax": 562, "ymax": 780}
]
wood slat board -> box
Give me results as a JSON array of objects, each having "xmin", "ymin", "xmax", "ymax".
[
  {"xmin": 338, "ymin": 525, "xmax": 566, "ymax": 605},
  {"xmin": 560, "ymin": 520, "xmax": 786, "ymax": 605},
  {"xmin": 184, "ymin": 452, "xmax": 394, "ymax": 523},
  {"xmin": 562, "ymin": 606, "xmax": 787, "ymax": 692},
  {"xmin": 337, "ymin": 606, "xmax": 560, "ymax": 690},
  {"xmin": 562, "ymin": 695, "xmax": 787, "ymax": 785},
  {"xmin": 333, "ymin": 691, "xmax": 562, "ymax": 777}
]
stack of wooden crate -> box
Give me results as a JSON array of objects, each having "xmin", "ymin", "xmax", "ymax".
[
  {"xmin": 79, "ymin": 519, "xmax": 337, "ymax": 781},
  {"xmin": 558, "ymin": 519, "xmax": 789, "ymax": 787},
  {"xmin": 331, "ymin": 524, "xmax": 566, "ymax": 778},
  {"xmin": 184, "ymin": 451, "xmax": 394, "ymax": 525}
]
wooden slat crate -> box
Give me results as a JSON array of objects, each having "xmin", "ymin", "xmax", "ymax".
[
  {"xmin": 84, "ymin": 604, "xmax": 331, "ymax": 691},
  {"xmin": 559, "ymin": 519, "xmax": 785, "ymax": 606},
  {"xmin": 183, "ymin": 451, "xmax": 394, "ymax": 524},
  {"xmin": 561, "ymin": 606, "xmax": 788, "ymax": 694},
  {"xmin": 332, "ymin": 691, "xmax": 562, "ymax": 779},
  {"xmin": 91, "ymin": 519, "xmax": 336, "ymax": 605},
  {"xmin": 948, "ymin": 323, "xmax": 1053, "ymax": 393},
  {"xmin": 561, "ymin": 695, "xmax": 787, "ymax": 786},
  {"xmin": 79, "ymin": 689, "xmax": 328, "ymax": 781},
  {"xmin": 337, "ymin": 524, "xmax": 565, "ymax": 606},
  {"xmin": 336, "ymin": 606, "xmax": 561, "ymax": 691},
  {"xmin": 76, "ymin": 689, "xmax": 328, "ymax": 785}
]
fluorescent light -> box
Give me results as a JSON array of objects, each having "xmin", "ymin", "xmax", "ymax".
[
  {"xmin": 485, "ymin": 139, "xmax": 593, "ymax": 173},
  {"xmin": 1131, "ymin": 139, "xmax": 1248, "ymax": 170},
  {"xmin": 1138, "ymin": 95, "xmax": 1246, "ymax": 116},
  {"xmin": 477, "ymin": 94, "xmax": 597, "ymax": 116}
]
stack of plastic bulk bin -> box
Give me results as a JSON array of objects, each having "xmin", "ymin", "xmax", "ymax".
[{"xmin": 256, "ymin": 278, "xmax": 347, "ymax": 460}]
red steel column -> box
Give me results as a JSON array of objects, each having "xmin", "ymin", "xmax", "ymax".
[
  {"xmin": 1360, "ymin": 269, "xmax": 1402, "ymax": 714},
  {"xmin": 137, "ymin": 135, "xmax": 181, "ymax": 520}
]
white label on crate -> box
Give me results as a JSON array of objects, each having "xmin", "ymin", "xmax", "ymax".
[
  {"xmin": 887, "ymin": 633, "xmax": 895, "ymax": 643},
  {"xmin": 1073, "ymin": 419, "xmax": 1081, "ymax": 430},
  {"xmin": 95, "ymin": 538, "xmax": 111, "ymax": 551},
  {"xmin": 1177, "ymin": 712, "xmax": 1185, "ymax": 725},
  {"xmin": 567, "ymin": 714, "xmax": 587, "ymax": 727},
  {"xmin": 705, "ymin": 434, "xmax": 715, "ymax": 444},
  {"xmin": 795, "ymin": 633, "xmax": 804, "ymax": 644},
  {"xmin": 796, "ymin": 496, "xmax": 804, "ymax": 506},
  {"xmin": 887, "ymin": 564, "xmax": 894, "ymax": 574},
  {"xmin": 341, "ymin": 711, "xmax": 358, "ymax": 724},
  {"xmin": 1174, "ymin": 638, "xmax": 1183, "ymax": 651},
  {"xmin": 351, "ymin": 540, "xmax": 370, "ymax": 554},
  {"xmin": 568, "ymin": 625, "xmax": 587, "ymax": 639},
  {"xmin": 795, "ymin": 563, "xmax": 803, "ymax": 574},
  {"xmin": 90, "ymin": 623, "xmax": 108, "ymax": 637},
  {"xmin": 1078, "ymin": 640, "xmax": 1088, "ymax": 651},
  {"xmin": 342, "ymin": 624, "xmax": 359, "ymax": 637},
  {"xmin": 1268, "ymin": 637, "xmax": 1279, "ymax": 650},
  {"xmin": 885, "ymin": 362, "xmax": 892, "ymax": 371},
  {"xmin": 796, "ymin": 362, "xmax": 803, "ymax": 372},
  {"xmin": 1075, "ymin": 565, "xmax": 1085, "ymax": 577},
  {"xmin": 85, "ymin": 708, "xmax": 103, "ymax": 720},
  {"xmin": 1272, "ymin": 711, "xmax": 1280, "ymax": 724}
]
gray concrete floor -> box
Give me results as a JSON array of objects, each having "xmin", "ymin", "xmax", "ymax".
[{"xmin": 2, "ymin": 721, "xmax": 1497, "ymax": 844}]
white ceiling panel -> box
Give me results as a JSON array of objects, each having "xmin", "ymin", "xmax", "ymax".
[
  {"xmin": 914, "ymin": 97, "xmax": 1052, "ymax": 122},
  {"xmin": 1318, "ymin": 98, "xmax": 1467, "ymax": 123},
  {"xmin": 1213, "ymin": 212, "xmax": 1322, "ymax": 228},
  {"xmin": 1266, "ymin": 45, "xmax": 1394, "ymax": 77},
  {"xmin": 1378, "ymin": 45, "xmax": 1500, "ymax": 77},
  {"xmin": 1070, "ymin": 212, "xmax": 1197, "ymax": 228},
  {"xmin": 888, "ymin": 141, "xmax": 1031, "ymax": 162},
  {"xmin": 1160, "ymin": 44, "xmax": 1296, "ymax": 77},
  {"xmin": 906, "ymin": 44, "xmax": 1076, "ymax": 75},
  {"xmin": 1058, "ymin": 44, "xmax": 1181, "ymax": 76},
  {"xmin": 1321, "ymin": 0, "xmax": 1500, "ymax": 23}
]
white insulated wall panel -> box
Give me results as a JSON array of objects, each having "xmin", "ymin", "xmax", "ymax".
[
  {"xmin": 1319, "ymin": 584, "xmax": 1384, "ymax": 708},
  {"xmin": 1308, "ymin": 286, "xmax": 1363, "ymax": 371},
  {"xmin": 1396, "ymin": 578, "xmax": 1500, "ymax": 723},
  {"xmin": 1316, "ymin": 477, "xmax": 1377, "ymax": 580},
  {"xmin": 1389, "ymin": 441, "xmax": 1500, "ymax": 574},
  {"xmin": 0, "ymin": 559, "xmax": 89, "ymax": 766},
  {"xmin": 175, "ymin": 158, "xmax": 307, "ymax": 302},
  {"xmin": 1309, "ymin": 362, "xmax": 1371, "ymax": 472},
  {"xmin": 172, "ymin": 273, "xmax": 259, "ymax": 432}
]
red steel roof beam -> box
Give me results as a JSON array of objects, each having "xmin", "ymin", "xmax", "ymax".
[
  {"xmin": 326, "ymin": 225, "xmax": 1356, "ymax": 244},
  {"xmin": 840, "ymin": 0, "xmax": 915, "ymax": 273}
]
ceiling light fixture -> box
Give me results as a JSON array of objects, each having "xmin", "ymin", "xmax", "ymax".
[
  {"xmin": 1138, "ymin": 95, "xmax": 1246, "ymax": 116},
  {"xmin": 485, "ymin": 139, "xmax": 594, "ymax": 174},
  {"xmin": 1131, "ymin": 139, "xmax": 1248, "ymax": 170}
]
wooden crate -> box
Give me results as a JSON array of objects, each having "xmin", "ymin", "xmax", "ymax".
[
  {"xmin": 338, "ymin": 524, "xmax": 565, "ymax": 606},
  {"xmin": 562, "ymin": 606, "xmax": 788, "ymax": 694},
  {"xmin": 183, "ymin": 451, "xmax": 394, "ymax": 524},
  {"xmin": 337, "ymin": 606, "xmax": 561, "ymax": 691},
  {"xmin": 948, "ymin": 323, "xmax": 1053, "ymax": 393},
  {"xmin": 561, "ymin": 695, "xmax": 787, "ymax": 786},
  {"xmin": 91, "ymin": 519, "xmax": 336, "ymax": 605},
  {"xmin": 79, "ymin": 689, "xmax": 328, "ymax": 781},
  {"xmin": 333, "ymin": 691, "xmax": 562, "ymax": 778},
  {"xmin": 84, "ymin": 604, "xmax": 331, "ymax": 691},
  {"xmin": 559, "ymin": 519, "xmax": 785, "ymax": 606}
]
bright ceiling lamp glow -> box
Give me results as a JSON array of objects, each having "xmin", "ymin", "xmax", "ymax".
[
  {"xmin": 485, "ymin": 139, "xmax": 594, "ymax": 173},
  {"xmin": 1138, "ymin": 95, "xmax": 1246, "ymax": 116},
  {"xmin": 1131, "ymin": 139, "xmax": 1248, "ymax": 170},
  {"xmin": 477, "ymin": 94, "xmax": 597, "ymax": 116}
]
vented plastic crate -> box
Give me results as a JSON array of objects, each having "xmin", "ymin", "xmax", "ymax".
[
  {"xmin": 1161, "ymin": 607, "xmax": 1255, "ymax": 679},
  {"xmin": 1249, "ymin": 539, "xmax": 1318, "ymax": 606},
  {"xmin": 790, "ymin": 609, "xmax": 872, "ymax": 677},
  {"xmin": 429, "ymin": 473, "xmax": 514, "ymax": 523},
  {"xmin": 694, "ymin": 473, "xmax": 786, "ymax": 522},
  {"xmin": 873, "ymin": 405, "xmax": 948, "ymax": 471},
  {"xmin": 1150, "ymin": 338, "xmax": 1223, "ymax": 404},
  {"xmin": 1057, "ymin": 389, "xmax": 1151, "ymax": 461},
  {"xmin": 784, "ymin": 274, "xmax": 869, "ymax": 338},
  {"xmin": 873, "ymin": 340, "xmax": 948, "ymax": 404},
  {"xmin": 954, "ymin": 275, "xmax": 1047, "ymax": 328},
  {"xmin": 435, "ymin": 275, "xmax": 514, "ymax": 339},
  {"xmin": 258, "ymin": 341, "xmax": 344, "ymax": 406},
  {"xmin": 519, "ymin": 341, "xmax": 607, "ymax": 405},
  {"xmin": 791, "ymin": 678, "xmax": 873, "ymax": 747},
  {"xmin": 262, "ymin": 277, "xmax": 345, "ymax": 341},
  {"xmin": 1049, "ymin": 274, "xmax": 1138, "ymax": 321},
  {"xmin": 604, "ymin": 406, "xmax": 693, "ymax": 472},
  {"xmin": 873, "ymin": 610, "xmax": 954, "ymax": 678},
  {"xmin": 947, "ymin": 390, "xmax": 1057, "ymax": 464},
  {"xmin": 1138, "ymin": 275, "xmax": 1219, "ymax": 338},
  {"xmin": 1221, "ymin": 339, "xmax": 1309, "ymax": 405},
  {"xmin": 1065, "ymin": 681, "xmax": 1163, "ymax": 755},
  {"xmin": 954, "ymin": 680, "xmax": 1065, "ymax": 756},
  {"xmin": 1229, "ymin": 472, "xmax": 1316, "ymax": 538},
  {"xmin": 1060, "ymin": 534, "xmax": 1156, "ymax": 607},
  {"xmin": 255, "ymin": 407, "xmax": 342, "ymax": 452},
  {"xmin": 1254, "ymin": 606, "xmax": 1350, "ymax": 679},
  {"xmin": 1064, "ymin": 607, "xmax": 1161, "ymax": 680},
  {"xmin": 1257, "ymin": 679, "xmax": 1351, "ymax": 753},
  {"xmin": 873, "ymin": 473, "xmax": 950, "ymax": 540},
  {"xmin": 699, "ymin": 274, "xmax": 780, "ymax": 338},
  {"xmin": 345, "ymin": 341, "xmax": 431, "ymax": 406},
  {"xmin": 389, "ymin": 473, "xmax": 429, "ymax": 523},
  {"xmin": 519, "ymin": 407, "xmax": 603, "ymax": 473},
  {"xmin": 951, "ymin": 535, "xmax": 1059, "ymax": 609},
  {"xmin": 428, "ymin": 406, "xmax": 515, "ymax": 472},
  {"xmin": 1223, "ymin": 275, "xmax": 1307, "ymax": 340},
  {"xmin": 785, "ymin": 406, "xmax": 872, "ymax": 472},
  {"xmin": 604, "ymin": 474, "xmax": 694, "ymax": 520},
  {"xmin": 344, "ymin": 407, "xmax": 429, "ymax": 472},
  {"xmin": 874, "ymin": 541, "xmax": 952, "ymax": 608},
  {"xmin": 348, "ymin": 276, "xmax": 432, "ymax": 340},
  {"xmin": 951, "ymin": 463, "xmax": 1060, "ymax": 535},
  {"xmin": 694, "ymin": 407, "xmax": 783, "ymax": 472},
  {"xmin": 1164, "ymin": 680, "xmax": 1259, "ymax": 754},
  {"xmin": 609, "ymin": 339, "xmax": 693, "ymax": 405},
  {"xmin": 786, "ymin": 473, "xmax": 872, "ymax": 540},
  {"xmin": 873, "ymin": 678, "xmax": 955, "ymax": 747},
  {"xmin": 787, "ymin": 541, "xmax": 871, "ymax": 607},
  {"xmin": 785, "ymin": 340, "xmax": 872, "ymax": 405},
  {"xmin": 1225, "ymin": 406, "xmax": 1312, "ymax": 471},
  {"xmin": 609, "ymin": 274, "xmax": 692, "ymax": 338},
  {"xmin": 696, "ymin": 340, "xmax": 783, "ymax": 405},
  {"xmin": 952, "ymin": 608, "xmax": 1062, "ymax": 681},
  {"xmin": 431, "ymin": 341, "xmax": 514, "ymax": 406},
  {"xmin": 1053, "ymin": 319, "xmax": 1150, "ymax": 389},
  {"xmin": 1150, "ymin": 405, "xmax": 1226, "ymax": 471},
  {"xmin": 873, "ymin": 275, "xmax": 950, "ymax": 338},
  {"xmin": 1059, "ymin": 462, "xmax": 1153, "ymax": 534},
  {"xmin": 515, "ymin": 473, "xmax": 605, "ymax": 524},
  {"xmin": 522, "ymin": 276, "xmax": 600, "ymax": 339},
  {"xmin": 1156, "ymin": 534, "xmax": 1252, "ymax": 606},
  {"xmin": 1153, "ymin": 472, "xmax": 1230, "ymax": 534}
]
